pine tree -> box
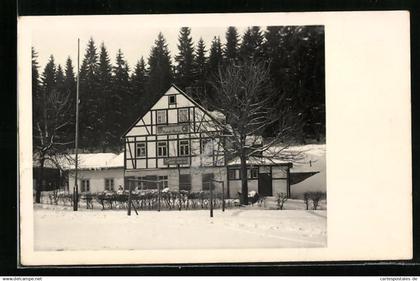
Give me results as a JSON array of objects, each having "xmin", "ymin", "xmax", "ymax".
[
  {"xmin": 239, "ymin": 26, "xmax": 265, "ymax": 61},
  {"xmin": 131, "ymin": 57, "xmax": 147, "ymax": 94},
  {"xmin": 41, "ymin": 55, "xmax": 57, "ymax": 96},
  {"xmin": 111, "ymin": 49, "xmax": 131, "ymax": 148},
  {"xmin": 262, "ymin": 26, "xmax": 325, "ymax": 142},
  {"xmin": 192, "ymin": 37, "xmax": 207, "ymax": 100},
  {"xmin": 32, "ymin": 47, "xmax": 41, "ymax": 99},
  {"xmin": 32, "ymin": 47, "xmax": 42, "ymax": 152},
  {"xmin": 55, "ymin": 64, "xmax": 65, "ymax": 91},
  {"xmin": 264, "ymin": 26, "xmax": 282, "ymax": 65},
  {"xmin": 55, "ymin": 64, "xmax": 66, "ymax": 118},
  {"xmin": 207, "ymin": 36, "xmax": 223, "ymax": 76},
  {"xmin": 224, "ymin": 26, "xmax": 239, "ymax": 63},
  {"xmin": 147, "ymin": 32, "xmax": 173, "ymax": 106},
  {"xmin": 79, "ymin": 38, "xmax": 100, "ymax": 150},
  {"xmin": 263, "ymin": 26, "xmax": 286, "ymax": 101},
  {"xmin": 195, "ymin": 38, "xmax": 207, "ymax": 74},
  {"xmin": 175, "ymin": 27, "xmax": 195, "ymax": 90},
  {"xmin": 40, "ymin": 55, "xmax": 57, "ymax": 127},
  {"xmin": 35, "ymin": 55, "xmax": 73, "ymax": 202},
  {"xmin": 290, "ymin": 26, "xmax": 325, "ymax": 142},
  {"xmin": 64, "ymin": 57, "xmax": 76, "ymax": 104},
  {"xmin": 130, "ymin": 57, "xmax": 148, "ymax": 118},
  {"xmin": 97, "ymin": 43, "xmax": 114, "ymax": 150},
  {"xmin": 98, "ymin": 43, "xmax": 113, "ymax": 86},
  {"xmin": 64, "ymin": 57, "xmax": 76, "ymax": 85},
  {"xmin": 206, "ymin": 36, "xmax": 223, "ymax": 103},
  {"xmin": 63, "ymin": 57, "xmax": 76, "ymax": 147}
]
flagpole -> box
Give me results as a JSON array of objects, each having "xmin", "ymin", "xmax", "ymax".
[{"xmin": 73, "ymin": 38, "xmax": 80, "ymax": 211}]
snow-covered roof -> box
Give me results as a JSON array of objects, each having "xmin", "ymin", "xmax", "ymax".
[
  {"xmin": 288, "ymin": 144, "xmax": 326, "ymax": 191},
  {"xmin": 227, "ymin": 156, "xmax": 289, "ymax": 166},
  {"xmin": 65, "ymin": 152, "xmax": 124, "ymax": 170},
  {"xmin": 208, "ymin": 110, "xmax": 225, "ymax": 122},
  {"xmin": 286, "ymin": 144, "xmax": 325, "ymax": 173},
  {"xmin": 228, "ymin": 144, "xmax": 326, "ymax": 169}
]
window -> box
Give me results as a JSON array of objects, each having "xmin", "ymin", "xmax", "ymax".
[
  {"xmin": 201, "ymin": 138, "xmax": 213, "ymax": 155},
  {"xmin": 156, "ymin": 110, "xmax": 167, "ymax": 124},
  {"xmin": 136, "ymin": 142, "xmax": 146, "ymax": 157},
  {"xmin": 144, "ymin": 175, "xmax": 157, "ymax": 190},
  {"xmin": 157, "ymin": 141, "xmax": 168, "ymax": 157},
  {"xmin": 158, "ymin": 176, "xmax": 168, "ymax": 190},
  {"xmin": 228, "ymin": 169, "xmax": 236, "ymax": 180},
  {"xmin": 202, "ymin": 173, "xmax": 215, "ymax": 190},
  {"xmin": 228, "ymin": 169, "xmax": 241, "ymax": 180},
  {"xmin": 81, "ymin": 179, "xmax": 90, "ymax": 192},
  {"xmin": 179, "ymin": 140, "xmax": 190, "ymax": 156},
  {"xmin": 248, "ymin": 168, "xmax": 259, "ymax": 179},
  {"xmin": 178, "ymin": 108, "xmax": 189, "ymax": 122},
  {"xmin": 179, "ymin": 174, "xmax": 191, "ymax": 191},
  {"xmin": 105, "ymin": 178, "xmax": 114, "ymax": 191},
  {"xmin": 168, "ymin": 95, "xmax": 176, "ymax": 105},
  {"xmin": 228, "ymin": 168, "xmax": 258, "ymax": 180}
]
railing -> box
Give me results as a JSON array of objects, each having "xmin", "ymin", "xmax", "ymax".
[{"xmin": 36, "ymin": 189, "xmax": 241, "ymax": 211}]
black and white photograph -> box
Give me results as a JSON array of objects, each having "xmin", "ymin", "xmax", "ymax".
[
  {"xmin": 18, "ymin": 12, "xmax": 411, "ymax": 265},
  {"xmin": 30, "ymin": 18, "xmax": 326, "ymax": 250}
]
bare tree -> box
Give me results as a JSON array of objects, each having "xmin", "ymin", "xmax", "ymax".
[
  {"xmin": 197, "ymin": 60, "xmax": 302, "ymax": 205},
  {"xmin": 33, "ymin": 88, "xmax": 74, "ymax": 203}
]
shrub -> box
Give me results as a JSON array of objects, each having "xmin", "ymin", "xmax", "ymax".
[
  {"xmin": 304, "ymin": 192, "xmax": 326, "ymax": 210},
  {"xmin": 276, "ymin": 192, "xmax": 288, "ymax": 210},
  {"xmin": 311, "ymin": 192, "xmax": 325, "ymax": 210},
  {"xmin": 303, "ymin": 193, "xmax": 310, "ymax": 210},
  {"xmin": 39, "ymin": 189, "xmax": 231, "ymax": 211}
]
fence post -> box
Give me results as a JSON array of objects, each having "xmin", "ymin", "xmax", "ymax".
[
  {"xmin": 158, "ymin": 179, "xmax": 161, "ymax": 212},
  {"xmin": 209, "ymin": 182, "xmax": 213, "ymax": 218},
  {"xmin": 128, "ymin": 179, "xmax": 132, "ymax": 216},
  {"xmin": 222, "ymin": 181, "xmax": 225, "ymax": 212}
]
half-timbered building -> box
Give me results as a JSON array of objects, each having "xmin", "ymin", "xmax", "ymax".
[
  {"xmin": 123, "ymin": 85, "xmax": 227, "ymax": 193},
  {"xmin": 122, "ymin": 85, "xmax": 319, "ymax": 198}
]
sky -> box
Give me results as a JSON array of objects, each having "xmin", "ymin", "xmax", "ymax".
[{"xmin": 28, "ymin": 15, "xmax": 255, "ymax": 74}]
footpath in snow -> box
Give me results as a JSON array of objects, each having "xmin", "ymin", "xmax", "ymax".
[{"xmin": 34, "ymin": 205, "xmax": 327, "ymax": 251}]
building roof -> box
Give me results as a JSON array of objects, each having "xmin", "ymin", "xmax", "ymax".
[
  {"xmin": 227, "ymin": 144, "xmax": 325, "ymax": 169},
  {"xmin": 290, "ymin": 172, "xmax": 319, "ymax": 185},
  {"xmin": 227, "ymin": 156, "xmax": 290, "ymax": 166},
  {"xmin": 65, "ymin": 152, "xmax": 124, "ymax": 170}
]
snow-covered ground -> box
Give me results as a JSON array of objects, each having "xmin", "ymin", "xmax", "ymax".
[
  {"xmin": 34, "ymin": 205, "xmax": 327, "ymax": 251},
  {"xmin": 260, "ymin": 198, "xmax": 327, "ymax": 210}
]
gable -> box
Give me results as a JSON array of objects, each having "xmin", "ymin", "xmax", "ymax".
[
  {"xmin": 150, "ymin": 86, "xmax": 196, "ymax": 110},
  {"xmin": 123, "ymin": 85, "xmax": 222, "ymax": 137}
]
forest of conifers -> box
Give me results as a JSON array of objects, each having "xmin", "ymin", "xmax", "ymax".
[{"xmin": 32, "ymin": 26, "xmax": 325, "ymax": 153}]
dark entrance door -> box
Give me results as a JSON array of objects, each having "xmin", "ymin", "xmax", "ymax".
[{"xmin": 258, "ymin": 173, "xmax": 272, "ymax": 196}]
